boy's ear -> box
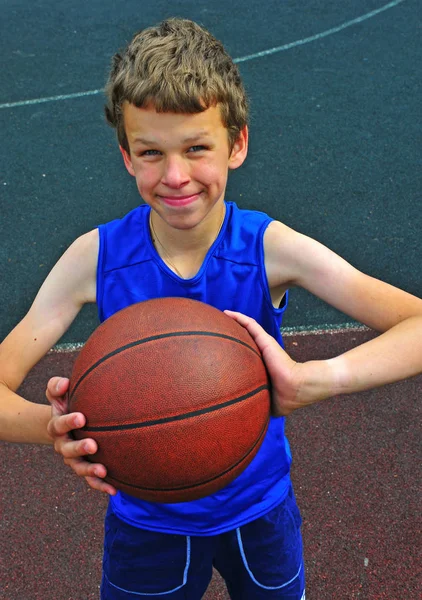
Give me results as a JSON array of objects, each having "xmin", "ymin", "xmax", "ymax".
[
  {"xmin": 228, "ymin": 125, "xmax": 249, "ymax": 170},
  {"xmin": 119, "ymin": 146, "xmax": 135, "ymax": 176}
]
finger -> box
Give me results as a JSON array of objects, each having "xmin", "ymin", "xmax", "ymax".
[
  {"xmin": 224, "ymin": 310, "xmax": 264, "ymax": 335},
  {"xmin": 46, "ymin": 378, "xmax": 71, "ymax": 414},
  {"xmin": 225, "ymin": 310, "xmax": 296, "ymax": 389},
  {"xmin": 224, "ymin": 309, "xmax": 249, "ymax": 323},
  {"xmin": 225, "ymin": 310, "xmax": 276, "ymax": 351},
  {"xmin": 84, "ymin": 476, "xmax": 117, "ymax": 496},
  {"xmin": 64, "ymin": 456, "xmax": 106, "ymax": 478},
  {"xmin": 54, "ymin": 435, "xmax": 98, "ymax": 458},
  {"xmin": 46, "ymin": 376, "xmax": 70, "ymax": 399},
  {"xmin": 47, "ymin": 412, "xmax": 87, "ymax": 436},
  {"xmin": 62, "ymin": 458, "xmax": 117, "ymax": 494}
]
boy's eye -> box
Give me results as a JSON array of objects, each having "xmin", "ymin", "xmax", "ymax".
[
  {"xmin": 141, "ymin": 149, "xmax": 161, "ymax": 157},
  {"xmin": 188, "ymin": 145, "xmax": 207, "ymax": 153}
]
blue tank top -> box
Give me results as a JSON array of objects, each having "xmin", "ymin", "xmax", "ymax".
[{"xmin": 97, "ymin": 201, "xmax": 292, "ymax": 535}]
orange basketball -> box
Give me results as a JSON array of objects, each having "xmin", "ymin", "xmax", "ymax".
[{"xmin": 68, "ymin": 297, "xmax": 270, "ymax": 503}]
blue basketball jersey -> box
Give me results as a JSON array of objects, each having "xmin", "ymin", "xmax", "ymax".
[{"xmin": 96, "ymin": 201, "xmax": 293, "ymax": 535}]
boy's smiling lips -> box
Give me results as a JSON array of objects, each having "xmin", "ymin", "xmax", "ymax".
[{"xmin": 158, "ymin": 193, "xmax": 202, "ymax": 207}]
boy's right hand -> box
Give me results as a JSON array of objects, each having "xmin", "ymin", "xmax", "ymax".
[{"xmin": 46, "ymin": 377, "xmax": 117, "ymax": 495}]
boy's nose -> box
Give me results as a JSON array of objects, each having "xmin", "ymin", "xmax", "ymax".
[{"xmin": 161, "ymin": 156, "xmax": 190, "ymax": 188}]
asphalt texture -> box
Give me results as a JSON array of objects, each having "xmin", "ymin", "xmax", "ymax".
[{"xmin": 1, "ymin": 1, "xmax": 421, "ymax": 599}]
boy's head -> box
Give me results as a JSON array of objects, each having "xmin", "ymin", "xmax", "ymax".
[{"xmin": 105, "ymin": 18, "xmax": 248, "ymax": 153}]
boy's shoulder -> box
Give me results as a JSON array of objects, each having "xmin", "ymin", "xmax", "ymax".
[
  {"xmin": 228, "ymin": 200, "xmax": 270, "ymax": 218},
  {"xmin": 224, "ymin": 201, "xmax": 273, "ymax": 232},
  {"xmin": 216, "ymin": 202, "xmax": 273, "ymax": 254},
  {"xmin": 98, "ymin": 204, "xmax": 149, "ymax": 272},
  {"xmin": 99, "ymin": 204, "xmax": 146, "ymax": 232}
]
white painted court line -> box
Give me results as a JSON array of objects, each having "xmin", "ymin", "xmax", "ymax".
[
  {"xmin": 0, "ymin": 89, "xmax": 103, "ymax": 109},
  {"xmin": 0, "ymin": 0, "xmax": 405, "ymax": 110},
  {"xmin": 50, "ymin": 342, "xmax": 85, "ymax": 353},
  {"xmin": 281, "ymin": 323, "xmax": 369, "ymax": 336},
  {"xmin": 234, "ymin": 0, "xmax": 405, "ymax": 63}
]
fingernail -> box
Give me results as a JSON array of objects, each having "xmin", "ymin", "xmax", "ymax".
[{"xmin": 74, "ymin": 416, "xmax": 82, "ymax": 428}]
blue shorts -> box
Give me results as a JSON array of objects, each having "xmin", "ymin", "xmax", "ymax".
[{"xmin": 101, "ymin": 486, "xmax": 305, "ymax": 599}]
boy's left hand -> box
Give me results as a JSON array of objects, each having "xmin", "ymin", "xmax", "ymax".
[
  {"xmin": 46, "ymin": 377, "xmax": 117, "ymax": 495},
  {"xmin": 225, "ymin": 311, "xmax": 333, "ymax": 415}
]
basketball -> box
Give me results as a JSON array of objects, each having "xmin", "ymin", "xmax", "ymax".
[{"xmin": 68, "ymin": 297, "xmax": 270, "ymax": 503}]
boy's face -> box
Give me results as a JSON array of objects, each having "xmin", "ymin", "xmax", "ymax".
[{"xmin": 120, "ymin": 102, "xmax": 248, "ymax": 230}]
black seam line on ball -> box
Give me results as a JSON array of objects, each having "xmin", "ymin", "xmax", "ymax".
[
  {"xmin": 106, "ymin": 416, "xmax": 270, "ymax": 492},
  {"xmin": 81, "ymin": 384, "xmax": 269, "ymax": 432},
  {"xmin": 69, "ymin": 331, "xmax": 261, "ymax": 400}
]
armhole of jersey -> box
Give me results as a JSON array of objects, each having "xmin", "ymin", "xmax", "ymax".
[
  {"xmin": 96, "ymin": 224, "xmax": 106, "ymax": 322},
  {"xmin": 257, "ymin": 218, "xmax": 289, "ymax": 316}
]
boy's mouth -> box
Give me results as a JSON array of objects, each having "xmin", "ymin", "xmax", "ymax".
[{"xmin": 159, "ymin": 193, "xmax": 201, "ymax": 207}]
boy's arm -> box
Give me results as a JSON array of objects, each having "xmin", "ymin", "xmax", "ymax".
[
  {"xmin": 240, "ymin": 221, "xmax": 422, "ymax": 414},
  {"xmin": 0, "ymin": 230, "xmax": 98, "ymax": 442}
]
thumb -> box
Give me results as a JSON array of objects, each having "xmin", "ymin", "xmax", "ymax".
[{"xmin": 45, "ymin": 377, "xmax": 70, "ymax": 415}]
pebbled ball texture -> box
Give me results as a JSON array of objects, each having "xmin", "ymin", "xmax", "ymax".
[{"xmin": 68, "ymin": 297, "xmax": 271, "ymax": 503}]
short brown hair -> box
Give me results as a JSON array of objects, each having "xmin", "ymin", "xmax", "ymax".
[{"xmin": 104, "ymin": 18, "xmax": 249, "ymax": 152}]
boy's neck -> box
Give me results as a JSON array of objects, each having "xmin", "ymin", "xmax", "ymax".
[
  {"xmin": 149, "ymin": 203, "xmax": 226, "ymax": 253},
  {"xmin": 149, "ymin": 203, "xmax": 226, "ymax": 278}
]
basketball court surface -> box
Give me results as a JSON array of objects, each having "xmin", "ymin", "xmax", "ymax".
[{"xmin": 1, "ymin": 1, "xmax": 421, "ymax": 598}]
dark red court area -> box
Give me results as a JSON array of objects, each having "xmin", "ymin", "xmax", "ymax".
[{"xmin": 1, "ymin": 328, "xmax": 420, "ymax": 599}]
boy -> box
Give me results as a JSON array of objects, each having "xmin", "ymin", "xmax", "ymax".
[{"xmin": 1, "ymin": 17, "xmax": 421, "ymax": 600}]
